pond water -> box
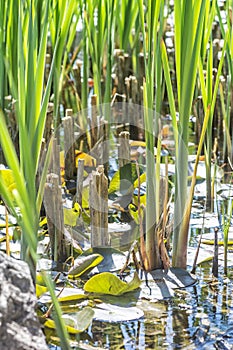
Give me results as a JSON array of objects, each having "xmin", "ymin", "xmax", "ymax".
[
  {"xmin": 85, "ymin": 265, "xmax": 233, "ymax": 350},
  {"xmin": 46, "ymin": 189, "xmax": 233, "ymax": 350},
  {"xmin": 48, "ymin": 262, "xmax": 233, "ymax": 350}
]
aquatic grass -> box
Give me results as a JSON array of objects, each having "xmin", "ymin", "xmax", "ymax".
[
  {"xmin": 115, "ymin": 0, "xmax": 138, "ymax": 52},
  {"xmin": 222, "ymin": 199, "xmax": 233, "ymax": 275},
  {"xmin": 0, "ymin": 0, "xmax": 19, "ymax": 110},
  {"xmin": 49, "ymin": 0, "xmax": 78, "ymax": 128},
  {"xmin": 114, "ymin": 0, "xmax": 140, "ymax": 77},
  {"xmin": 155, "ymin": 0, "xmax": 165, "ymax": 116},
  {"xmin": 103, "ymin": 0, "xmax": 116, "ymax": 107},
  {"xmin": 0, "ymin": 2, "xmax": 75, "ymax": 347},
  {"xmin": 198, "ymin": 28, "xmax": 229, "ymax": 209},
  {"xmin": 219, "ymin": 81, "xmax": 232, "ymax": 161},
  {"xmin": 216, "ymin": 1, "xmax": 233, "ymax": 162},
  {"xmin": 42, "ymin": 272, "xmax": 71, "ymax": 350},
  {"xmin": 81, "ymin": 0, "xmax": 89, "ymax": 112},
  {"xmin": 83, "ymin": 0, "xmax": 115, "ymax": 109},
  {"xmin": 84, "ymin": 0, "xmax": 106, "ymax": 108},
  {"xmin": 138, "ymin": 0, "xmax": 162, "ymax": 270},
  {"xmin": 161, "ymin": 0, "xmax": 206, "ymax": 268},
  {"xmin": 0, "ymin": 0, "xmax": 74, "ymax": 279}
]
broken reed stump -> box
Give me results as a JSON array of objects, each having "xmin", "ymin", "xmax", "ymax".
[
  {"xmin": 43, "ymin": 173, "xmax": 68, "ymax": 262},
  {"xmin": 43, "ymin": 102, "xmax": 54, "ymax": 144},
  {"xmin": 63, "ymin": 109, "xmax": 75, "ymax": 180},
  {"xmin": 73, "ymin": 60, "xmax": 82, "ymax": 98},
  {"xmin": 89, "ymin": 165, "xmax": 109, "ymax": 247},
  {"xmin": 212, "ymin": 227, "xmax": 219, "ymax": 278},
  {"xmin": 118, "ymin": 131, "xmax": 131, "ymax": 195},
  {"xmin": 90, "ymin": 94, "xmax": 98, "ymax": 149},
  {"xmin": 48, "ymin": 137, "xmax": 61, "ymax": 183},
  {"xmin": 76, "ymin": 158, "xmax": 84, "ymax": 206}
]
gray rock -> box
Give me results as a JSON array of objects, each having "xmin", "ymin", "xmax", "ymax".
[{"xmin": 0, "ymin": 252, "xmax": 48, "ymax": 350}]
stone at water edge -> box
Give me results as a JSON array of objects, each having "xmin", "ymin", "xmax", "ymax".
[{"xmin": 0, "ymin": 252, "xmax": 48, "ymax": 350}]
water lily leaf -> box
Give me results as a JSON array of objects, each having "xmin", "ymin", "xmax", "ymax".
[
  {"xmin": 108, "ymin": 163, "xmax": 144, "ymax": 194},
  {"xmin": 64, "ymin": 307, "xmax": 94, "ymax": 332},
  {"xmin": 201, "ymin": 239, "xmax": 233, "ymax": 246},
  {"xmin": 39, "ymin": 287, "xmax": 86, "ymax": 305},
  {"xmin": 83, "ymin": 247, "xmax": 126, "ymax": 272},
  {"xmin": 133, "ymin": 173, "xmax": 146, "ymax": 190},
  {"xmin": 63, "ymin": 203, "xmax": 81, "ymax": 227},
  {"xmin": 56, "ymin": 288, "xmax": 87, "ymax": 303},
  {"xmin": 82, "ymin": 186, "xmax": 89, "ymax": 209},
  {"xmin": 60, "ymin": 150, "xmax": 96, "ymax": 169},
  {"xmin": 39, "ymin": 216, "xmax": 47, "ymax": 227},
  {"xmin": 128, "ymin": 203, "xmax": 145, "ymax": 225},
  {"xmin": 188, "ymin": 160, "xmax": 224, "ymax": 180},
  {"xmin": 139, "ymin": 268, "xmax": 196, "ymax": 300},
  {"xmin": 84, "ymin": 271, "xmax": 141, "ymax": 295},
  {"xmin": 93, "ymin": 303, "xmax": 144, "ymax": 322},
  {"xmin": 130, "ymin": 140, "xmax": 146, "ymax": 148},
  {"xmin": 68, "ymin": 253, "xmax": 103, "ymax": 277},
  {"xmin": 44, "ymin": 307, "xmax": 94, "ymax": 334},
  {"xmin": 36, "ymin": 284, "xmax": 48, "ymax": 297},
  {"xmin": 60, "ymin": 150, "xmax": 96, "ymax": 183}
]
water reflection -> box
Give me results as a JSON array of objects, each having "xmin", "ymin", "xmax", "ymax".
[{"xmin": 86, "ymin": 268, "xmax": 233, "ymax": 350}]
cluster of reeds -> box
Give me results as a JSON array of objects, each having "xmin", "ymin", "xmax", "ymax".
[
  {"xmin": 1, "ymin": 0, "xmax": 233, "ymax": 271},
  {"xmin": 0, "ymin": 0, "xmax": 233, "ymax": 346}
]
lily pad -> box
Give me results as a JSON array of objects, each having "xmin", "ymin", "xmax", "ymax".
[
  {"xmin": 39, "ymin": 287, "xmax": 87, "ymax": 305},
  {"xmin": 68, "ymin": 253, "xmax": 103, "ymax": 277},
  {"xmin": 84, "ymin": 271, "xmax": 141, "ymax": 296},
  {"xmin": 139, "ymin": 268, "xmax": 196, "ymax": 300},
  {"xmin": 44, "ymin": 306, "xmax": 94, "ymax": 334},
  {"xmin": 83, "ymin": 247, "xmax": 127, "ymax": 272},
  {"xmin": 93, "ymin": 303, "xmax": 144, "ymax": 322}
]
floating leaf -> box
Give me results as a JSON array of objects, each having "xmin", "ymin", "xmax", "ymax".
[
  {"xmin": 36, "ymin": 284, "xmax": 48, "ymax": 298},
  {"xmin": 108, "ymin": 163, "xmax": 144, "ymax": 194},
  {"xmin": 36, "ymin": 273, "xmax": 48, "ymax": 297},
  {"xmin": 39, "ymin": 287, "xmax": 87, "ymax": 306},
  {"xmin": 130, "ymin": 140, "xmax": 146, "ymax": 148},
  {"xmin": 39, "ymin": 216, "xmax": 47, "ymax": 227},
  {"xmin": 202, "ymin": 239, "xmax": 233, "ymax": 246},
  {"xmin": 83, "ymin": 247, "xmax": 127, "ymax": 272},
  {"xmin": 139, "ymin": 268, "xmax": 196, "ymax": 300},
  {"xmin": 93, "ymin": 303, "xmax": 144, "ymax": 322},
  {"xmin": 128, "ymin": 203, "xmax": 145, "ymax": 225},
  {"xmin": 84, "ymin": 271, "xmax": 141, "ymax": 296},
  {"xmin": 44, "ymin": 307, "xmax": 94, "ymax": 334},
  {"xmin": 63, "ymin": 203, "xmax": 81, "ymax": 227},
  {"xmin": 56, "ymin": 288, "xmax": 87, "ymax": 303},
  {"xmin": 81, "ymin": 186, "xmax": 89, "ymax": 209},
  {"xmin": 60, "ymin": 150, "xmax": 96, "ymax": 169},
  {"xmin": 68, "ymin": 253, "xmax": 103, "ymax": 277}
]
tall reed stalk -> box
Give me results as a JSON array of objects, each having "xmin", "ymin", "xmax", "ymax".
[
  {"xmin": 0, "ymin": 0, "xmax": 74, "ymax": 281},
  {"xmin": 138, "ymin": 0, "xmax": 162, "ymax": 270},
  {"xmin": 216, "ymin": 1, "xmax": 233, "ymax": 162},
  {"xmin": 162, "ymin": 0, "xmax": 206, "ymax": 268},
  {"xmin": 49, "ymin": 0, "xmax": 78, "ymax": 128}
]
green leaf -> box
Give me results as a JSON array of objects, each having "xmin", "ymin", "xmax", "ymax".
[
  {"xmin": 58, "ymin": 292, "xmax": 87, "ymax": 303},
  {"xmin": 64, "ymin": 204, "xmax": 81, "ymax": 227},
  {"xmin": 93, "ymin": 303, "xmax": 144, "ymax": 322},
  {"xmin": 68, "ymin": 253, "xmax": 103, "ymax": 277},
  {"xmin": 109, "ymin": 163, "xmax": 144, "ymax": 194},
  {"xmin": 44, "ymin": 306, "xmax": 94, "ymax": 334},
  {"xmin": 36, "ymin": 284, "xmax": 48, "ymax": 298},
  {"xmin": 84, "ymin": 272, "xmax": 141, "ymax": 296},
  {"xmin": 83, "ymin": 247, "xmax": 127, "ymax": 272}
]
